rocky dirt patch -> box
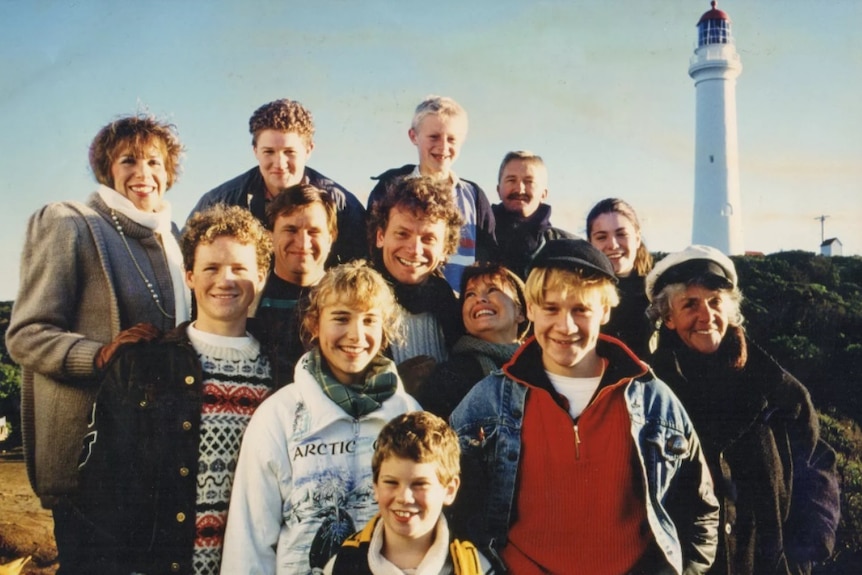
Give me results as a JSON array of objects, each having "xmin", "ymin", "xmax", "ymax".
[{"xmin": 0, "ymin": 449, "xmax": 57, "ymax": 575}]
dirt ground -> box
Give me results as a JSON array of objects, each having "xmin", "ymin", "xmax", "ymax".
[{"xmin": 0, "ymin": 449, "xmax": 57, "ymax": 575}]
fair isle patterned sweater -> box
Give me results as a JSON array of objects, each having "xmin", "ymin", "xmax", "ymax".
[{"xmin": 186, "ymin": 325, "xmax": 272, "ymax": 575}]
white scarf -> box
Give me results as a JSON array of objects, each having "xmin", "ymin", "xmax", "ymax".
[{"xmin": 97, "ymin": 185, "xmax": 191, "ymax": 323}]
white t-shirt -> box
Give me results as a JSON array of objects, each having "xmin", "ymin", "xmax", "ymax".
[{"xmin": 547, "ymin": 372, "xmax": 603, "ymax": 419}]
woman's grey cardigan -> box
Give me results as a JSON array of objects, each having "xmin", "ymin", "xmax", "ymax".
[{"xmin": 6, "ymin": 193, "xmax": 178, "ymax": 507}]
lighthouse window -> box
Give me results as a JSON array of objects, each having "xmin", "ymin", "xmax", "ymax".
[{"xmin": 698, "ymin": 20, "xmax": 730, "ymax": 46}]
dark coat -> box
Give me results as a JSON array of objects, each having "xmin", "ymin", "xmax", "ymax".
[
  {"xmin": 491, "ymin": 203, "xmax": 576, "ymax": 279},
  {"xmin": 415, "ymin": 336, "xmax": 519, "ymax": 420},
  {"xmin": 603, "ymin": 273, "xmax": 652, "ymax": 361},
  {"xmin": 651, "ymin": 327, "xmax": 840, "ymax": 575},
  {"xmin": 73, "ymin": 323, "xmax": 278, "ymax": 574},
  {"xmin": 190, "ymin": 165, "xmax": 368, "ymax": 265}
]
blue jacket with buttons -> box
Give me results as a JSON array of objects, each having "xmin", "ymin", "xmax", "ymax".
[
  {"xmin": 449, "ymin": 335, "xmax": 720, "ymax": 575},
  {"xmin": 73, "ymin": 321, "xmax": 278, "ymax": 575}
]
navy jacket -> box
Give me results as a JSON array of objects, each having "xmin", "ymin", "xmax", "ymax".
[
  {"xmin": 73, "ymin": 322, "xmax": 278, "ymax": 575},
  {"xmin": 190, "ymin": 166, "xmax": 367, "ymax": 266},
  {"xmin": 491, "ymin": 203, "xmax": 576, "ymax": 279}
]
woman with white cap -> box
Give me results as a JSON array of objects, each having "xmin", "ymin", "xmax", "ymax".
[{"xmin": 645, "ymin": 245, "xmax": 840, "ymax": 575}]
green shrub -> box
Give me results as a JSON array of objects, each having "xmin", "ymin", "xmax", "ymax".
[{"xmin": 817, "ymin": 411, "xmax": 862, "ymax": 572}]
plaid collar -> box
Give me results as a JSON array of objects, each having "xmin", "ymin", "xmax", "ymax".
[{"xmin": 310, "ymin": 347, "xmax": 398, "ymax": 418}]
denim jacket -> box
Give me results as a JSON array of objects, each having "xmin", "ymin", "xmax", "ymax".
[{"xmin": 449, "ymin": 336, "xmax": 719, "ymax": 575}]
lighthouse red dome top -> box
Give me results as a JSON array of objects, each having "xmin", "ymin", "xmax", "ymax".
[
  {"xmin": 696, "ymin": 1, "xmax": 734, "ymax": 47},
  {"xmin": 698, "ymin": 1, "xmax": 731, "ymax": 25}
]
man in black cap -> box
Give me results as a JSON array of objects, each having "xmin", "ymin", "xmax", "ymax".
[{"xmin": 449, "ymin": 238, "xmax": 719, "ymax": 575}]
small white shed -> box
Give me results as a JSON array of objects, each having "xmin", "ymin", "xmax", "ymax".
[{"xmin": 820, "ymin": 238, "xmax": 843, "ymax": 257}]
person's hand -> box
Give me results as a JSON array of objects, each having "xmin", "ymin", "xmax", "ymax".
[{"xmin": 94, "ymin": 323, "xmax": 161, "ymax": 369}]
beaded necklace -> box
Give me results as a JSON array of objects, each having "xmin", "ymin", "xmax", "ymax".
[{"xmin": 110, "ymin": 210, "xmax": 175, "ymax": 319}]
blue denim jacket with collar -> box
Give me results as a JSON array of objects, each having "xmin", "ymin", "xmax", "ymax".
[{"xmin": 449, "ymin": 335, "xmax": 719, "ymax": 575}]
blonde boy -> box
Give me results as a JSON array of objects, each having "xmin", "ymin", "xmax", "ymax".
[
  {"xmin": 449, "ymin": 239, "xmax": 719, "ymax": 574},
  {"xmin": 367, "ymin": 96, "xmax": 497, "ymax": 291},
  {"xmin": 324, "ymin": 411, "xmax": 493, "ymax": 575}
]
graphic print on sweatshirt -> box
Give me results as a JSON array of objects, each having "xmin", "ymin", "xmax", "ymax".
[{"xmin": 282, "ymin": 399, "xmax": 378, "ymax": 573}]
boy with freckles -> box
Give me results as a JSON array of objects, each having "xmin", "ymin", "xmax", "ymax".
[
  {"xmin": 367, "ymin": 95, "xmax": 497, "ymax": 291},
  {"xmin": 449, "ymin": 238, "xmax": 719, "ymax": 575},
  {"xmin": 324, "ymin": 411, "xmax": 493, "ymax": 574},
  {"xmin": 74, "ymin": 205, "xmax": 276, "ymax": 575}
]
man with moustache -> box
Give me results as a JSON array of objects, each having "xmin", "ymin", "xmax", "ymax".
[{"xmin": 492, "ymin": 150, "xmax": 577, "ymax": 279}]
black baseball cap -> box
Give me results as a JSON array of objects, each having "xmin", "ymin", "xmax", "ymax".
[{"xmin": 527, "ymin": 238, "xmax": 618, "ymax": 283}]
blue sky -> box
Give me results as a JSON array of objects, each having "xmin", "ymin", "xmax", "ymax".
[{"xmin": 1, "ymin": 0, "xmax": 860, "ymax": 300}]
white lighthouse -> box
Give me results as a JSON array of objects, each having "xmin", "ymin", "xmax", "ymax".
[{"xmin": 689, "ymin": 1, "xmax": 744, "ymax": 255}]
